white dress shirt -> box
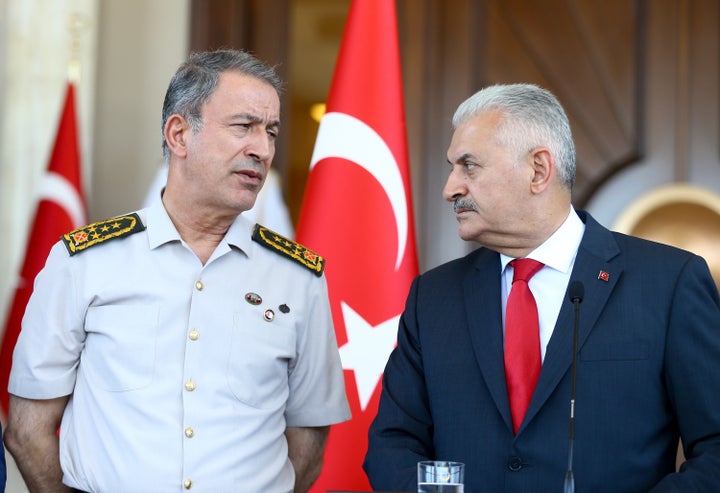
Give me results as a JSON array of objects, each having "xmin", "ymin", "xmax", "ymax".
[{"xmin": 500, "ymin": 207, "xmax": 586, "ymax": 361}]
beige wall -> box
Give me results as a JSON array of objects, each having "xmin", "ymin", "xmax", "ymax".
[
  {"xmin": 91, "ymin": 0, "xmax": 190, "ymax": 221},
  {"xmin": 0, "ymin": 1, "xmax": 189, "ymax": 490}
]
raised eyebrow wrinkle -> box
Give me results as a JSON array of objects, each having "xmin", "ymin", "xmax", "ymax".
[{"xmin": 233, "ymin": 112, "xmax": 260, "ymax": 122}]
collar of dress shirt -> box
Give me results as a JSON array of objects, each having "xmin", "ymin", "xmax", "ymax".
[
  {"xmin": 145, "ymin": 199, "xmax": 254, "ymax": 257},
  {"xmin": 500, "ymin": 206, "xmax": 585, "ymax": 273}
]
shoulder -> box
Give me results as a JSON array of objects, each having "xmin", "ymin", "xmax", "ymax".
[
  {"xmin": 423, "ymin": 247, "xmax": 495, "ymax": 279},
  {"xmin": 251, "ymin": 224, "xmax": 325, "ymax": 276},
  {"xmin": 609, "ymin": 229, "xmax": 699, "ymax": 268},
  {"xmin": 579, "ymin": 209, "xmax": 696, "ymax": 264},
  {"xmin": 61, "ymin": 213, "xmax": 146, "ymax": 256}
]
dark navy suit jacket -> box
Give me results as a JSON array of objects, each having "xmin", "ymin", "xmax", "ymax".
[{"xmin": 364, "ymin": 211, "xmax": 720, "ymax": 492}]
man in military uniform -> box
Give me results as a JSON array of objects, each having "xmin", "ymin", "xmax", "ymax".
[{"xmin": 4, "ymin": 49, "xmax": 350, "ymax": 493}]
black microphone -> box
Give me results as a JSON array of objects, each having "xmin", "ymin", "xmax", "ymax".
[{"xmin": 564, "ymin": 281, "xmax": 584, "ymax": 493}]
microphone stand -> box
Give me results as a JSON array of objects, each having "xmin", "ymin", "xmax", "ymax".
[{"xmin": 564, "ymin": 282, "xmax": 584, "ymax": 493}]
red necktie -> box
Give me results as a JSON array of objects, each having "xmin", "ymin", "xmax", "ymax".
[{"xmin": 504, "ymin": 258, "xmax": 544, "ymax": 434}]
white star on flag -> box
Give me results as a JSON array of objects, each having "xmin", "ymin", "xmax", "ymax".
[{"xmin": 338, "ymin": 301, "xmax": 399, "ymax": 411}]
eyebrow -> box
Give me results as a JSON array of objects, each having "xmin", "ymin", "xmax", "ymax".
[
  {"xmin": 233, "ymin": 113, "xmax": 281, "ymax": 129},
  {"xmin": 448, "ymin": 152, "xmax": 474, "ymax": 165}
]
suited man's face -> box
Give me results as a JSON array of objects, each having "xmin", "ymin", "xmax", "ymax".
[{"xmin": 444, "ymin": 110, "xmax": 540, "ymax": 253}]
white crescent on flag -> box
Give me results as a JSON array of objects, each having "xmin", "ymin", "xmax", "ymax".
[
  {"xmin": 310, "ymin": 112, "xmax": 408, "ymax": 270},
  {"xmin": 37, "ymin": 170, "xmax": 85, "ymax": 227}
]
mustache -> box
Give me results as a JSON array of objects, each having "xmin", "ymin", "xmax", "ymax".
[
  {"xmin": 232, "ymin": 159, "xmax": 265, "ymax": 171},
  {"xmin": 453, "ymin": 198, "xmax": 478, "ymax": 213}
]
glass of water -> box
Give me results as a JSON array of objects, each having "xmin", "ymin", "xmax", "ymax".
[{"xmin": 417, "ymin": 460, "xmax": 464, "ymax": 493}]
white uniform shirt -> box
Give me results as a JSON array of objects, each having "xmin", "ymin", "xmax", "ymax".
[{"xmin": 9, "ymin": 200, "xmax": 351, "ymax": 493}]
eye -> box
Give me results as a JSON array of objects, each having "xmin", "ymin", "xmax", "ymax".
[
  {"xmin": 455, "ymin": 160, "xmax": 479, "ymax": 173},
  {"xmin": 447, "ymin": 161, "xmax": 475, "ymax": 175}
]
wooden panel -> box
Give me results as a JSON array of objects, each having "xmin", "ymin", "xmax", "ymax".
[
  {"xmin": 686, "ymin": 0, "xmax": 719, "ymax": 177},
  {"xmin": 188, "ymin": 0, "xmax": 291, "ymax": 174},
  {"xmin": 189, "ymin": 0, "xmax": 250, "ymax": 50},
  {"xmin": 483, "ymin": 0, "xmax": 644, "ymax": 206},
  {"xmin": 398, "ymin": 0, "xmax": 489, "ymax": 265},
  {"xmin": 394, "ymin": 0, "xmax": 645, "ymax": 264}
]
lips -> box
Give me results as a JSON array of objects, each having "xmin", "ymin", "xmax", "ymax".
[{"xmin": 234, "ymin": 168, "xmax": 264, "ymax": 184}]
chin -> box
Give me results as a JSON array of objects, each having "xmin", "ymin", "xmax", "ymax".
[
  {"xmin": 233, "ymin": 192, "xmax": 258, "ymax": 209},
  {"xmin": 457, "ymin": 227, "xmax": 480, "ymax": 243},
  {"xmin": 456, "ymin": 213, "xmax": 487, "ymax": 237}
]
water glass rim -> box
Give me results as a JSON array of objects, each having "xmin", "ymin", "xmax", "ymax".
[{"xmin": 418, "ymin": 460, "xmax": 465, "ymax": 467}]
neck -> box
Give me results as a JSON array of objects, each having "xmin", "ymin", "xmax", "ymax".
[
  {"xmin": 491, "ymin": 204, "xmax": 572, "ymax": 258},
  {"xmin": 162, "ymin": 192, "xmax": 235, "ymax": 265}
]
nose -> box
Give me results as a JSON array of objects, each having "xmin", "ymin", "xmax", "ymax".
[
  {"xmin": 247, "ymin": 130, "xmax": 274, "ymax": 163},
  {"xmin": 443, "ymin": 166, "xmax": 466, "ymax": 202}
]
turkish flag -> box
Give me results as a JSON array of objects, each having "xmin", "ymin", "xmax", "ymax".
[
  {"xmin": 295, "ymin": 0, "xmax": 419, "ymax": 490},
  {"xmin": 0, "ymin": 82, "xmax": 87, "ymax": 416}
]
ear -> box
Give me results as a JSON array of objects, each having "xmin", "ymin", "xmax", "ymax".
[
  {"xmin": 529, "ymin": 147, "xmax": 554, "ymax": 195},
  {"xmin": 164, "ymin": 114, "xmax": 190, "ymax": 158}
]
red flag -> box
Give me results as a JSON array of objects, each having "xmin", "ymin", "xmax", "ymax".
[
  {"xmin": 0, "ymin": 82, "xmax": 87, "ymax": 416},
  {"xmin": 296, "ymin": 0, "xmax": 419, "ymax": 490}
]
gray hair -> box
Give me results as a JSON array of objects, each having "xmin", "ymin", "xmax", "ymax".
[
  {"xmin": 452, "ymin": 83, "xmax": 576, "ymax": 189},
  {"xmin": 161, "ymin": 49, "xmax": 283, "ymax": 161}
]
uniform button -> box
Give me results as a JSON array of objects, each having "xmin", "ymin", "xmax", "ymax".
[
  {"xmin": 189, "ymin": 329, "xmax": 199, "ymax": 341},
  {"xmin": 185, "ymin": 380, "xmax": 196, "ymax": 391},
  {"xmin": 185, "ymin": 427, "xmax": 194, "ymax": 438},
  {"xmin": 184, "ymin": 478, "xmax": 192, "ymax": 489},
  {"xmin": 508, "ymin": 456, "xmax": 523, "ymax": 471},
  {"xmin": 195, "ymin": 280, "xmax": 203, "ymax": 291}
]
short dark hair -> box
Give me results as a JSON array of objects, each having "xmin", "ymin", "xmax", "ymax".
[{"xmin": 161, "ymin": 49, "xmax": 283, "ymax": 161}]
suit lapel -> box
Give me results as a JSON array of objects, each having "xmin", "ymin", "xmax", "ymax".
[
  {"xmin": 522, "ymin": 212, "xmax": 623, "ymax": 433},
  {"xmin": 463, "ymin": 249, "xmax": 514, "ymax": 431}
]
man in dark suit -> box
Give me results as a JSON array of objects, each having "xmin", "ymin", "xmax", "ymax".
[{"xmin": 364, "ymin": 83, "xmax": 720, "ymax": 492}]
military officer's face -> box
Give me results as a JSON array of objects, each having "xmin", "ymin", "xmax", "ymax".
[{"xmin": 183, "ymin": 70, "xmax": 281, "ymax": 216}]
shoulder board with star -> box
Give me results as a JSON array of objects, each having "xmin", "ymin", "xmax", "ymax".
[
  {"xmin": 61, "ymin": 213, "xmax": 146, "ymax": 256},
  {"xmin": 252, "ymin": 224, "xmax": 325, "ymax": 277}
]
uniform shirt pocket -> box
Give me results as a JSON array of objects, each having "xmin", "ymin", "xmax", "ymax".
[
  {"xmin": 83, "ymin": 304, "xmax": 159, "ymax": 391},
  {"xmin": 227, "ymin": 310, "xmax": 297, "ymax": 409}
]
